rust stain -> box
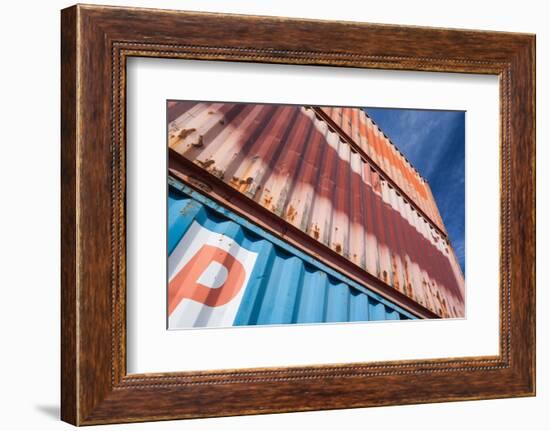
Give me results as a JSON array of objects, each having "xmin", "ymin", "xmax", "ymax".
[
  {"xmin": 209, "ymin": 167, "xmax": 225, "ymax": 180},
  {"xmin": 334, "ymin": 243, "xmax": 342, "ymax": 254},
  {"xmin": 194, "ymin": 159, "xmax": 224, "ymax": 180},
  {"xmin": 390, "ymin": 255, "xmax": 400, "ymax": 291},
  {"xmin": 286, "ymin": 205, "xmax": 297, "ymax": 222},
  {"xmin": 406, "ymin": 283, "xmax": 414, "ymax": 298},
  {"xmin": 236, "ymin": 176, "xmax": 254, "ymax": 193},
  {"xmin": 191, "ymin": 135, "xmax": 204, "ymax": 148},
  {"xmin": 196, "ymin": 159, "xmax": 215, "ymax": 169},
  {"xmin": 177, "ymin": 128, "xmax": 196, "ymax": 140},
  {"xmin": 311, "ymin": 224, "xmax": 320, "ymax": 240},
  {"xmin": 168, "ymin": 128, "xmax": 179, "ymax": 139},
  {"xmin": 230, "ymin": 176, "xmax": 240, "ymax": 187}
]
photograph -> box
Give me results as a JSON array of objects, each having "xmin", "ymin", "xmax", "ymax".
[{"xmin": 166, "ymin": 101, "xmax": 466, "ymax": 329}]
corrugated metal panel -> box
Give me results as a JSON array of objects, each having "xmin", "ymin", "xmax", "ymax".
[
  {"xmin": 168, "ymin": 181, "xmax": 416, "ymax": 329},
  {"xmin": 319, "ymin": 107, "xmax": 446, "ymax": 231},
  {"xmin": 168, "ymin": 101, "xmax": 465, "ymax": 318}
]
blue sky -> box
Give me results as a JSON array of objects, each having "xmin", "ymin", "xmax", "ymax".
[{"xmin": 364, "ymin": 107, "xmax": 465, "ymax": 273}]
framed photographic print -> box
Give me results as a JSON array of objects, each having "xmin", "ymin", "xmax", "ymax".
[{"xmin": 61, "ymin": 4, "xmax": 535, "ymax": 425}]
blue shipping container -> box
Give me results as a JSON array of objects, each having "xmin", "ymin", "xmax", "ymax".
[{"xmin": 168, "ymin": 177, "xmax": 416, "ymax": 329}]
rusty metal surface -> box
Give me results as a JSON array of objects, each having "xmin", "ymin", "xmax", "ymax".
[
  {"xmin": 167, "ymin": 101, "xmax": 465, "ymax": 318},
  {"xmin": 317, "ymin": 107, "xmax": 446, "ymax": 232}
]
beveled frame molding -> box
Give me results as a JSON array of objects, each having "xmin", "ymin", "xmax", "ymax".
[{"xmin": 61, "ymin": 4, "xmax": 535, "ymax": 425}]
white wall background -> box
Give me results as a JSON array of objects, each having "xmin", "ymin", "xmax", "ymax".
[{"xmin": 0, "ymin": 0, "xmax": 545, "ymax": 429}]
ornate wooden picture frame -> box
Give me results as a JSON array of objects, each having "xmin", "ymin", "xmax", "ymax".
[{"xmin": 61, "ymin": 4, "xmax": 535, "ymax": 425}]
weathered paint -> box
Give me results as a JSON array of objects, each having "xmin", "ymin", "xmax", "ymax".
[
  {"xmin": 168, "ymin": 101, "xmax": 465, "ymax": 318},
  {"xmin": 320, "ymin": 107, "xmax": 445, "ymax": 231},
  {"xmin": 168, "ymin": 181, "xmax": 416, "ymax": 328}
]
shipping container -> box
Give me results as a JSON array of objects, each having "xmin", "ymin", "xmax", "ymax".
[
  {"xmin": 167, "ymin": 101, "xmax": 465, "ymax": 318},
  {"xmin": 318, "ymin": 107, "xmax": 446, "ymax": 231},
  {"xmin": 168, "ymin": 179, "xmax": 416, "ymax": 329}
]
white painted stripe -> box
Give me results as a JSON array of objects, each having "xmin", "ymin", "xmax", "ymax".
[{"xmin": 168, "ymin": 221, "xmax": 258, "ymax": 328}]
